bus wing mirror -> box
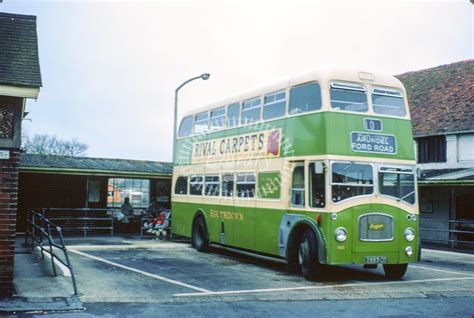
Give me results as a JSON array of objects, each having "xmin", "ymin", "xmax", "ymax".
[{"xmin": 314, "ymin": 162, "xmax": 325, "ymax": 174}]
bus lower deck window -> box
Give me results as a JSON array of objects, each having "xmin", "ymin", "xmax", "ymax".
[
  {"xmin": 205, "ymin": 176, "xmax": 220, "ymax": 196},
  {"xmin": 222, "ymin": 174, "xmax": 234, "ymax": 197},
  {"xmin": 309, "ymin": 162, "xmax": 325, "ymax": 208},
  {"xmin": 190, "ymin": 176, "xmax": 204, "ymax": 195},
  {"xmin": 175, "ymin": 176, "xmax": 188, "ymax": 195},
  {"xmin": 236, "ymin": 173, "xmax": 256, "ymax": 198}
]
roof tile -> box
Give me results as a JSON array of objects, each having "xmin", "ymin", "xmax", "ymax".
[
  {"xmin": 0, "ymin": 12, "xmax": 42, "ymax": 87},
  {"xmin": 396, "ymin": 60, "xmax": 473, "ymax": 137}
]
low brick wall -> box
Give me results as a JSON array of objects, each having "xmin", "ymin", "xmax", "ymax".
[{"xmin": 0, "ymin": 149, "xmax": 20, "ymax": 298}]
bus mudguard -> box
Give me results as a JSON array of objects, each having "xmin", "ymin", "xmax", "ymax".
[{"xmin": 279, "ymin": 214, "xmax": 327, "ymax": 264}]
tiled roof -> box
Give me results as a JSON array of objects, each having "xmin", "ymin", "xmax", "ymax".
[
  {"xmin": 20, "ymin": 154, "xmax": 172, "ymax": 177},
  {"xmin": 0, "ymin": 12, "xmax": 42, "ymax": 87},
  {"xmin": 396, "ymin": 60, "xmax": 473, "ymax": 137}
]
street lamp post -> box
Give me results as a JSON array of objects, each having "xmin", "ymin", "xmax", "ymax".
[{"xmin": 173, "ymin": 73, "xmax": 210, "ymax": 163}]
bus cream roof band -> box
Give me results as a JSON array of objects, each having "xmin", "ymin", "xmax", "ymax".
[{"xmin": 182, "ymin": 68, "xmax": 405, "ymax": 117}]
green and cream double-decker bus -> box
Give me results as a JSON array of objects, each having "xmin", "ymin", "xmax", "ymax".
[{"xmin": 172, "ymin": 69, "xmax": 419, "ymax": 280}]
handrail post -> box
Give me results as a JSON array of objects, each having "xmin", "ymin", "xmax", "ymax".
[
  {"xmin": 57, "ymin": 226, "xmax": 79, "ymax": 296},
  {"xmin": 84, "ymin": 208, "xmax": 87, "ymax": 238},
  {"xmin": 39, "ymin": 219, "xmax": 45, "ymax": 260},
  {"xmin": 47, "ymin": 223, "xmax": 57, "ymax": 276},
  {"xmin": 31, "ymin": 211, "xmax": 36, "ymax": 251},
  {"xmin": 111, "ymin": 210, "xmax": 115, "ymax": 237},
  {"xmin": 30, "ymin": 211, "xmax": 35, "ymax": 252},
  {"xmin": 25, "ymin": 209, "xmax": 30, "ymax": 246}
]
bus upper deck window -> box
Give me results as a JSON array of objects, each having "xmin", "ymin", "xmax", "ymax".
[
  {"xmin": 330, "ymin": 82, "xmax": 368, "ymax": 113},
  {"xmin": 263, "ymin": 91, "xmax": 286, "ymax": 120},
  {"xmin": 227, "ymin": 102, "xmax": 240, "ymax": 128},
  {"xmin": 372, "ymin": 87, "xmax": 406, "ymax": 117},
  {"xmin": 178, "ymin": 116, "xmax": 193, "ymax": 137},
  {"xmin": 241, "ymin": 97, "xmax": 261, "ymax": 125},
  {"xmin": 194, "ymin": 112, "xmax": 209, "ymax": 134},
  {"xmin": 210, "ymin": 107, "xmax": 226, "ymax": 130},
  {"xmin": 289, "ymin": 82, "xmax": 322, "ymax": 115}
]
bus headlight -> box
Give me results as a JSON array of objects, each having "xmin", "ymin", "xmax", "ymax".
[
  {"xmin": 405, "ymin": 246, "xmax": 413, "ymax": 257},
  {"xmin": 335, "ymin": 227, "xmax": 347, "ymax": 242},
  {"xmin": 404, "ymin": 228, "xmax": 415, "ymax": 242}
]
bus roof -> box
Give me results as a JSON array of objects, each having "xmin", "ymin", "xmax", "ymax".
[{"xmin": 183, "ymin": 68, "xmax": 406, "ymax": 117}]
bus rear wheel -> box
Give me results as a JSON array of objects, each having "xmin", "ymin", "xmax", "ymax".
[
  {"xmin": 192, "ymin": 216, "xmax": 209, "ymax": 252},
  {"xmin": 383, "ymin": 264, "xmax": 408, "ymax": 279},
  {"xmin": 298, "ymin": 228, "xmax": 322, "ymax": 281}
]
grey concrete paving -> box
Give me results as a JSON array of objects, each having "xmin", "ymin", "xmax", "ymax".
[{"xmin": 0, "ymin": 241, "xmax": 83, "ymax": 314}]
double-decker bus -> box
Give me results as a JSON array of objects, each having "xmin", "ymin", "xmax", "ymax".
[{"xmin": 172, "ymin": 69, "xmax": 419, "ymax": 280}]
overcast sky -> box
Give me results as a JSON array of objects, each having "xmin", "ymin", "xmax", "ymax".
[{"xmin": 1, "ymin": 0, "xmax": 472, "ymax": 162}]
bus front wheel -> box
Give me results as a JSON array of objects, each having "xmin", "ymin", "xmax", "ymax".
[
  {"xmin": 298, "ymin": 228, "xmax": 322, "ymax": 281},
  {"xmin": 192, "ymin": 216, "xmax": 209, "ymax": 252},
  {"xmin": 383, "ymin": 264, "xmax": 408, "ymax": 279}
]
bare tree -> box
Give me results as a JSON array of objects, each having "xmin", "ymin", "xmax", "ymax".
[{"xmin": 23, "ymin": 133, "xmax": 89, "ymax": 157}]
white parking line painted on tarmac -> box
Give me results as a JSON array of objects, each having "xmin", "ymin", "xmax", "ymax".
[
  {"xmin": 69, "ymin": 249, "xmax": 211, "ymax": 293},
  {"xmin": 173, "ymin": 276, "xmax": 474, "ymax": 297},
  {"xmin": 66, "ymin": 244, "xmax": 190, "ymax": 251},
  {"xmin": 410, "ymin": 264, "xmax": 474, "ymax": 277},
  {"xmin": 422, "ymin": 248, "xmax": 474, "ymax": 259}
]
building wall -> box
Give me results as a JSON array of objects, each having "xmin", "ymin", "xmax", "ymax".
[
  {"xmin": 419, "ymin": 185, "xmax": 474, "ymax": 245},
  {"xmin": 416, "ymin": 133, "xmax": 474, "ymax": 170},
  {"xmin": 17, "ymin": 173, "xmax": 88, "ymax": 232},
  {"xmin": 419, "ymin": 186, "xmax": 451, "ymax": 243},
  {"xmin": 0, "ymin": 149, "xmax": 20, "ymax": 297},
  {"xmin": 17, "ymin": 172, "xmax": 172, "ymax": 232}
]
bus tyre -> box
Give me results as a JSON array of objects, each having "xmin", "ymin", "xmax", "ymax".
[
  {"xmin": 298, "ymin": 228, "xmax": 322, "ymax": 281},
  {"xmin": 383, "ymin": 264, "xmax": 408, "ymax": 279},
  {"xmin": 192, "ymin": 216, "xmax": 209, "ymax": 252}
]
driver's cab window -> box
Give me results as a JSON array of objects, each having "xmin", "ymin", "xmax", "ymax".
[{"xmin": 291, "ymin": 164, "xmax": 305, "ymax": 207}]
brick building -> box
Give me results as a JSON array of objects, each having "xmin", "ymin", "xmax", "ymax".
[
  {"xmin": 397, "ymin": 60, "xmax": 474, "ymax": 246},
  {"xmin": 0, "ymin": 13, "xmax": 42, "ymax": 297}
]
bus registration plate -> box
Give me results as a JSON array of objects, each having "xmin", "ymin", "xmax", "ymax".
[{"xmin": 365, "ymin": 256, "xmax": 387, "ymax": 264}]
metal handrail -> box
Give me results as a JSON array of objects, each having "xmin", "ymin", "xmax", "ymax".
[
  {"xmin": 38, "ymin": 208, "xmax": 117, "ymax": 237},
  {"xmin": 420, "ymin": 218, "xmax": 474, "ymax": 246},
  {"xmin": 26, "ymin": 210, "xmax": 79, "ymax": 296}
]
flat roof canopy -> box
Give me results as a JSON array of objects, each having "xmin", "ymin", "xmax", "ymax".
[{"xmin": 20, "ymin": 154, "xmax": 172, "ymax": 178}]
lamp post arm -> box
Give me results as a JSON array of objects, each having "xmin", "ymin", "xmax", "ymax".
[
  {"xmin": 175, "ymin": 75, "xmax": 205, "ymax": 94},
  {"xmin": 172, "ymin": 75, "xmax": 207, "ymax": 164}
]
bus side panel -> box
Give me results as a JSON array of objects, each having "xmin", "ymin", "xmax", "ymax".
[
  {"xmin": 284, "ymin": 113, "xmax": 326, "ymax": 157},
  {"xmin": 254, "ymin": 208, "xmax": 285, "ymax": 256},
  {"xmin": 171, "ymin": 200, "xmax": 194, "ymax": 238}
]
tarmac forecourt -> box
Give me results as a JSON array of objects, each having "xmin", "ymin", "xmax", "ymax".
[{"xmin": 57, "ymin": 238, "xmax": 474, "ymax": 304}]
